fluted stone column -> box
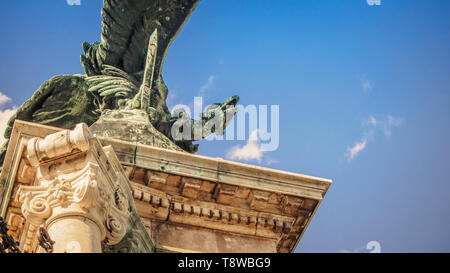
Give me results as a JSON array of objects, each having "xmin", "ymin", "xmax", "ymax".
[{"xmin": 46, "ymin": 216, "xmax": 102, "ymax": 253}]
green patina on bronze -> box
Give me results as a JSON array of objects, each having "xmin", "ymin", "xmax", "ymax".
[{"xmin": 1, "ymin": 0, "xmax": 239, "ymax": 164}]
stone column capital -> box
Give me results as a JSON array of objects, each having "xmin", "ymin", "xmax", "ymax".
[
  {"xmin": 18, "ymin": 162, "xmax": 129, "ymax": 245},
  {"xmin": 17, "ymin": 123, "xmax": 133, "ymax": 250}
]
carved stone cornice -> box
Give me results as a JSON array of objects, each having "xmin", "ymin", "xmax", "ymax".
[
  {"xmin": 100, "ymin": 137, "xmax": 331, "ymax": 200},
  {"xmin": 118, "ymin": 147, "xmax": 331, "ymax": 253},
  {"xmin": 130, "ymin": 179, "xmax": 311, "ymax": 252}
]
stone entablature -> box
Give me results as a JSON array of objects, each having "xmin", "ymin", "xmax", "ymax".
[{"xmin": 100, "ymin": 137, "xmax": 331, "ymax": 253}]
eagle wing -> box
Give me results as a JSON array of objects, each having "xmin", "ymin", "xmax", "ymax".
[
  {"xmin": 0, "ymin": 75, "xmax": 100, "ymax": 166},
  {"xmin": 81, "ymin": 0, "xmax": 201, "ymax": 84}
]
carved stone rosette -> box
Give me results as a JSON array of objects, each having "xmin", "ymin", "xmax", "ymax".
[{"xmin": 17, "ymin": 124, "xmax": 130, "ymax": 252}]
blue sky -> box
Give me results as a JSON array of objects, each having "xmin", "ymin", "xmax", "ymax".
[{"xmin": 1, "ymin": 0, "xmax": 449, "ymax": 252}]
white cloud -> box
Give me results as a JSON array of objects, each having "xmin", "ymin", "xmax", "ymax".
[
  {"xmin": 383, "ymin": 115, "xmax": 403, "ymax": 136},
  {"xmin": 346, "ymin": 138, "xmax": 368, "ymax": 161},
  {"xmin": 0, "ymin": 92, "xmax": 12, "ymax": 105},
  {"xmin": 346, "ymin": 114, "xmax": 403, "ymax": 161},
  {"xmin": 0, "ymin": 92, "xmax": 17, "ymax": 145},
  {"xmin": 367, "ymin": 115, "xmax": 377, "ymax": 126},
  {"xmin": 200, "ymin": 75, "xmax": 217, "ymax": 93},
  {"xmin": 365, "ymin": 114, "xmax": 403, "ymax": 136},
  {"xmin": 227, "ymin": 129, "xmax": 263, "ymax": 163},
  {"xmin": 358, "ymin": 74, "xmax": 373, "ymax": 94}
]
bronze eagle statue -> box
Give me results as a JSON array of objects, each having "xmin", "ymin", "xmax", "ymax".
[{"xmin": 0, "ymin": 0, "xmax": 239, "ymax": 165}]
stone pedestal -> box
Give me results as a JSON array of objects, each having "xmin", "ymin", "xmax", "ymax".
[
  {"xmin": 0, "ymin": 120, "xmax": 331, "ymax": 253},
  {"xmin": 89, "ymin": 109, "xmax": 183, "ymax": 152}
]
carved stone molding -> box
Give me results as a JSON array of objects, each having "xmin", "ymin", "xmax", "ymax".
[{"xmin": 130, "ymin": 180, "xmax": 305, "ymax": 251}]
